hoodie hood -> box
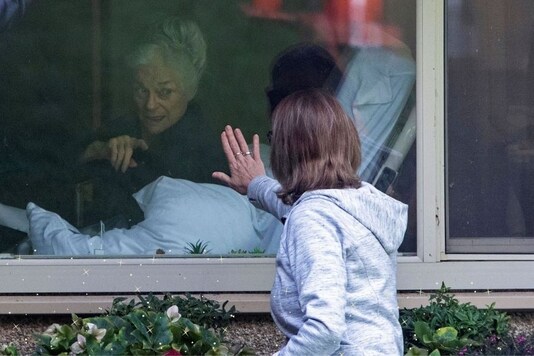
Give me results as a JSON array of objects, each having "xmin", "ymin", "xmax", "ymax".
[{"xmin": 297, "ymin": 182, "xmax": 408, "ymax": 254}]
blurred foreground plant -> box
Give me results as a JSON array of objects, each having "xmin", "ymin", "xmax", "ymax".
[
  {"xmin": 33, "ymin": 305, "xmax": 231, "ymax": 355},
  {"xmin": 28, "ymin": 293, "xmax": 253, "ymax": 356}
]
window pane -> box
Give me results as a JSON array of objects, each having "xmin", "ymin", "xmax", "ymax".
[
  {"xmin": 0, "ymin": 0, "xmax": 416, "ymax": 257},
  {"xmin": 446, "ymin": 0, "xmax": 534, "ymax": 252}
]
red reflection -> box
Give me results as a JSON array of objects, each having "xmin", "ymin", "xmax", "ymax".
[
  {"xmin": 252, "ymin": 0, "xmax": 282, "ymax": 13},
  {"xmin": 242, "ymin": 0, "xmax": 403, "ymax": 50}
]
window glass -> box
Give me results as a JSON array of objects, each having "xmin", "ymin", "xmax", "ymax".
[
  {"xmin": 446, "ymin": 0, "xmax": 534, "ymax": 252},
  {"xmin": 0, "ymin": 0, "xmax": 416, "ymax": 257}
]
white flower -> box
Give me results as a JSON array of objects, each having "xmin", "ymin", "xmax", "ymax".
[
  {"xmin": 70, "ymin": 334, "xmax": 86, "ymax": 354},
  {"xmin": 166, "ymin": 305, "xmax": 181, "ymax": 323},
  {"xmin": 86, "ymin": 323, "xmax": 106, "ymax": 342},
  {"xmin": 43, "ymin": 323, "xmax": 61, "ymax": 335}
]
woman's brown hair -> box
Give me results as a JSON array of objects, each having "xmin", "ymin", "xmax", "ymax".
[{"xmin": 270, "ymin": 88, "xmax": 362, "ymax": 204}]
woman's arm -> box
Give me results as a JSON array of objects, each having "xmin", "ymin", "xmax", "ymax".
[{"xmin": 247, "ymin": 176, "xmax": 291, "ymax": 220}]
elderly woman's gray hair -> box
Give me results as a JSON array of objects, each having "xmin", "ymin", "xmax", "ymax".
[{"xmin": 128, "ymin": 17, "xmax": 207, "ymax": 100}]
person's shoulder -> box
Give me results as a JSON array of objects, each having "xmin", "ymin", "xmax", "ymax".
[
  {"xmin": 289, "ymin": 193, "xmax": 337, "ymax": 222},
  {"xmin": 356, "ymin": 46, "xmax": 415, "ymax": 72}
]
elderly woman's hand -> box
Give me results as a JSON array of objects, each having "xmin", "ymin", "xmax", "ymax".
[
  {"xmin": 81, "ymin": 135, "xmax": 149, "ymax": 173},
  {"xmin": 107, "ymin": 135, "xmax": 149, "ymax": 172},
  {"xmin": 212, "ymin": 125, "xmax": 266, "ymax": 195}
]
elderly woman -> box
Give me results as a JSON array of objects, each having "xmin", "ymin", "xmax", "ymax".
[
  {"xmin": 80, "ymin": 17, "xmax": 224, "ymax": 223},
  {"xmin": 213, "ymin": 89, "xmax": 408, "ymax": 355}
]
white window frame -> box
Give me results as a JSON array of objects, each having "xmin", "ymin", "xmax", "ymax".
[{"xmin": 3, "ymin": 0, "xmax": 534, "ymax": 314}]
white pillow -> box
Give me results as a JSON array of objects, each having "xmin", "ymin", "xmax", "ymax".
[{"xmin": 28, "ymin": 176, "xmax": 282, "ymax": 256}]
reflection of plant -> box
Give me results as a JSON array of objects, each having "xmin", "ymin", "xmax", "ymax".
[
  {"xmin": 108, "ymin": 293, "xmax": 236, "ymax": 331},
  {"xmin": 184, "ymin": 240, "xmax": 211, "ymax": 254},
  {"xmin": 34, "ymin": 306, "xmax": 230, "ymax": 355},
  {"xmin": 400, "ymin": 282, "xmax": 510, "ymax": 355},
  {"xmin": 229, "ymin": 247, "xmax": 265, "ymax": 255}
]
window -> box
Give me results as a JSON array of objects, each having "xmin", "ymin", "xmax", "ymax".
[
  {"xmin": 446, "ymin": 0, "xmax": 534, "ymax": 253},
  {"xmin": 0, "ymin": 0, "xmax": 417, "ymax": 304},
  {"xmin": 0, "ymin": 0, "xmax": 417, "ymax": 258}
]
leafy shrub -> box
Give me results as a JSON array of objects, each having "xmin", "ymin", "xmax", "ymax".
[
  {"xmin": 401, "ymin": 282, "xmax": 510, "ymax": 355},
  {"xmin": 33, "ymin": 306, "xmax": 230, "ymax": 355},
  {"xmin": 108, "ymin": 293, "xmax": 236, "ymax": 331},
  {"xmin": 19, "ymin": 294, "xmax": 245, "ymax": 355}
]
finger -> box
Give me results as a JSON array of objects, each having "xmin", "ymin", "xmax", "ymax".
[
  {"xmin": 129, "ymin": 158, "xmax": 138, "ymax": 168},
  {"xmin": 224, "ymin": 125, "xmax": 243, "ymax": 156},
  {"xmin": 233, "ymin": 128, "xmax": 250, "ymax": 154},
  {"xmin": 221, "ymin": 131, "xmax": 237, "ymax": 164},
  {"xmin": 115, "ymin": 142, "xmax": 126, "ymax": 171},
  {"xmin": 212, "ymin": 171, "xmax": 231, "ymax": 185},
  {"xmin": 252, "ymin": 134, "xmax": 261, "ymax": 161},
  {"xmin": 121, "ymin": 145, "xmax": 134, "ymax": 173},
  {"xmin": 109, "ymin": 141, "xmax": 119, "ymax": 170},
  {"xmin": 135, "ymin": 139, "xmax": 149, "ymax": 151}
]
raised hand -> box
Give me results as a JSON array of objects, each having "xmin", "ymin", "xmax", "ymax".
[{"xmin": 212, "ymin": 125, "xmax": 265, "ymax": 194}]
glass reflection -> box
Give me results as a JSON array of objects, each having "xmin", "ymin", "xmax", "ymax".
[
  {"xmin": 446, "ymin": 0, "xmax": 534, "ymax": 251},
  {"xmin": 0, "ymin": 0, "xmax": 416, "ymax": 257}
]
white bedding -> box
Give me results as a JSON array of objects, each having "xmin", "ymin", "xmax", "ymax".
[{"xmin": 26, "ymin": 176, "xmax": 282, "ymax": 256}]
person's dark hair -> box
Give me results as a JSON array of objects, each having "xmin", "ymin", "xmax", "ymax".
[
  {"xmin": 270, "ymin": 89, "xmax": 361, "ymax": 204},
  {"xmin": 266, "ymin": 43, "xmax": 342, "ymax": 114}
]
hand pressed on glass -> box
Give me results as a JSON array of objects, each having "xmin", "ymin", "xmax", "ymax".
[{"xmin": 212, "ymin": 125, "xmax": 265, "ymax": 195}]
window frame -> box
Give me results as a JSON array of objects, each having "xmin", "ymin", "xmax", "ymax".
[{"xmin": 4, "ymin": 0, "xmax": 534, "ymax": 314}]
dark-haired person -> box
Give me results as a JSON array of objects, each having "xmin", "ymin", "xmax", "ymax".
[{"xmin": 213, "ymin": 89, "xmax": 407, "ymax": 355}]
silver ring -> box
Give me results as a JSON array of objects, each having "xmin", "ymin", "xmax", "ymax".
[
  {"xmin": 244, "ymin": 151, "xmax": 252, "ymax": 156},
  {"xmin": 235, "ymin": 152, "xmax": 243, "ymax": 157}
]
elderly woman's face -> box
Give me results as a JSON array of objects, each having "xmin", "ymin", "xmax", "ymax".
[{"xmin": 133, "ymin": 56, "xmax": 189, "ymax": 136}]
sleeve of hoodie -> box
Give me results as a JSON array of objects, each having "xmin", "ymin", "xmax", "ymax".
[
  {"xmin": 279, "ymin": 204, "xmax": 347, "ymax": 355},
  {"xmin": 247, "ymin": 176, "xmax": 292, "ymax": 221}
]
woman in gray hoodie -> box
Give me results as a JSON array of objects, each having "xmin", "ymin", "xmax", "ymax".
[{"xmin": 213, "ymin": 88, "xmax": 408, "ymax": 355}]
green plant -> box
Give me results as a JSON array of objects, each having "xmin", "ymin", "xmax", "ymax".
[
  {"xmin": 184, "ymin": 240, "xmax": 211, "ymax": 254},
  {"xmin": 33, "ymin": 306, "xmax": 230, "ymax": 355},
  {"xmin": 400, "ymin": 282, "xmax": 510, "ymax": 355},
  {"xmin": 108, "ymin": 293, "xmax": 236, "ymax": 330},
  {"xmin": 405, "ymin": 322, "xmax": 478, "ymax": 356},
  {"xmin": 0, "ymin": 343, "xmax": 18, "ymax": 356}
]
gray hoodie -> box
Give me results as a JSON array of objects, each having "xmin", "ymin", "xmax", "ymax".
[{"xmin": 248, "ymin": 176, "xmax": 408, "ymax": 356}]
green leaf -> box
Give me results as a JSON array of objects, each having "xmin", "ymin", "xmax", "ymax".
[
  {"xmin": 428, "ymin": 349, "xmax": 441, "ymax": 356},
  {"xmin": 152, "ymin": 313, "xmax": 173, "ymax": 347},
  {"xmin": 127, "ymin": 311, "xmax": 151, "ymax": 342},
  {"xmin": 103, "ymin": 341, "xmax": 127, "ymax": 355},
  {"xmin": 434, "ymin": 326, "xmax": 458, "ymax": 343},
  {"xmin": 405, "ymin": 346, "xmax": 429, "ymax": 356},
  {"xmin": 414, "ymin": 321, "xmax": 432, "ymax": 341},
  {"xmin": 85, "ymin": 336, "xmax": 104, "ymax": 355}
]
